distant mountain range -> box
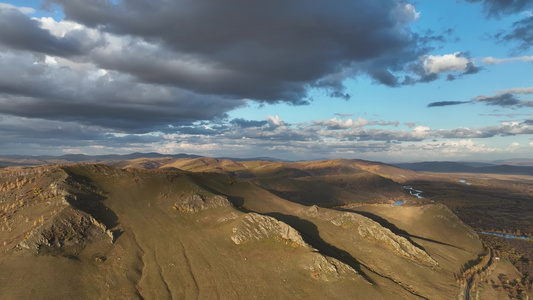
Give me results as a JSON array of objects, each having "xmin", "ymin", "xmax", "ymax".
[
  {"xmin": 0, "ymin": 152, "xmax": 286, "ymax": 167},
  {"xmin": 2, "ymin": 153, "xmax": 533, "ymax": 176},
  {"xmin": 394, "ymin": 161, "xmax": 533, "ymax": 175},
  {"xmin": 0, "ymin": 152, "xmax": 199, "ymax": 163}
]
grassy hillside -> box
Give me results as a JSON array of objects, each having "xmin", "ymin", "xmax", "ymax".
[{"xmin": 0, "ymin": 163, "xmax": 487, "ymax": 299}]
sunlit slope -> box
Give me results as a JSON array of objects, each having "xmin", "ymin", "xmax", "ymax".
[
  {"xmin": 195, "ymin": 172, "xmax": 483, "ymax": 299},
  {"xmin": 0, "ymin": 164, "xmax": 481, "ymax": 299},
  {"xmin": 349, "ymin": 205, "xmax": 483, "ymax": 276},
  {"xmin": 116, "ymin": 157, "xmax": 418, "ymax": 180},
  {"xmin": 117, "ymin": 157, "xmax": 417, "ymax": 205}
]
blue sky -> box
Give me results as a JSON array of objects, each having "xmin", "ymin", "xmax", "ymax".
[{"xmin": 0, "ymin": 0, "xmax": 532, "ymax": 162}]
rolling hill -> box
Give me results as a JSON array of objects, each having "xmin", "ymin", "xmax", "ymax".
[{"xmin": 0, "ymin": 160, "xmax": 486, "ymax": 299}]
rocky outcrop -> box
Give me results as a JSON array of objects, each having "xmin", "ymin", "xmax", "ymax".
[
  {"xmin": 173, "ymin": 194, "xmax": 231, "ymax": 212},
  {"xmin": 48, "ymin": 182, "xmax": 69, "ymax": 198},
  {"xmin": 18, "ymin": 207, "xmax": 113, "ymax": 255},
  {"xmin": 304, "ymin": 206, "xmax": 437, "ymax": 266},
  {"xmin": 230, "ymin": 213, "xmax": 309, "ymax": 247},
  {"xmin": 331, "ymin": 212, "xmax": 438, "ymax": 266},
  {"xmin": 306, "ymin": 253, "xmax": 361, "ymax": 282},
  {"xmin": 231, "ymin": 212, "xmax": 362, "ymax": 282},
  {"xmin": 0, "ymin": 166, "xmax": 114, "ymax": 258},
  {"xmin": 218, "ymin": 212, "xmax": 240, "ymax": 223}
]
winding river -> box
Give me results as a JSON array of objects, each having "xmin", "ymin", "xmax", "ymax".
[
  {"xmin": 403, "ymin": 186, "xmax": 424, "ymax": 199},
  {"xmin": 476, "ymin": 231, "xmax": 531, "ymax": 240},
  {"xmin": 459, "ymin": 179, "xmax": 472, "ymax": 185}
]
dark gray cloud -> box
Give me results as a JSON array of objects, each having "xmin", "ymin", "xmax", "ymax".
[
  {"xmin": 334, "ymin": 113, "xmax": 354, "ymax": 117},
  {"xmin": 465, "ymin": 1, "xmax": 533, "ymax": 53},
  {"xmin": 0, "ymin": 116, "xmax": 104, "ymax": 141},
  {"xmin": 464, "ymin": 62, "xmax": 483, "ymax": 74},
  {"xmin": 403, "ymin": 57, "xmax": 439, "ymax": 85},
  {"xmin": 0, "ymin": 6, "xmax": 102, "ymax": 57},
  {"xmin": 368, "ymin": 69, "xmax": 400, "ymax": 87},
  {"xmin": 474, "ymin": 93, "xmax": 523, "ymax": 107},
  {"xmin": 485, "ymin": 113, "xmax": 532, "ymax": 118},
  {"xmin": 427, "ymin": 101, "xmax": 469, "ymax": 107},
  {"xmin": 230, "ymin": 118, "xmax": 268, "ymax": 128},
  {"xmin": 465, "ymin": 0, "xmax": 533, "ymax": 17},
  {"xmin": 496, "ymin": 16, "xmax": 533, "ymax": 53},
  {"xmin": 0, "ymin": 1, "xmax": 522, "ymax": 160},
  {"xmin": 41, "ymin": 0, "xmax": 426, "ymax": 102},
  {"xmin": 0, "ymin": 0, "xmax": 447, "ymax": 137},
  {"xmin": 416, "ymin": 28, "xmax": 453, "ymax": 44},
  {"xmin": 430, "ymin": 92, "xmax": 532, "ymax": 109},
  {"xmin": 403, "ymin": 122, "xmax": 417, "ymax": 128},
  {"xmin": 364, "ymin": 28, "xmax": 468, "ymax": 87},
  {"xmin": 329, "ymin": 91, "xmax": 351, "ymax": 101},
  {"xmin": 0, "ymin": 51, "xmax": 245, "ymax": 132},
  {"xmin": 378, "ymin": 120, "xmax": 400, "ymax": 127},
  {"xmin": 446, "ymin": 61, "xmax": 482, "ymax": 81},
  {"xmin": 446, "ymin": 74, "xmax": 457, "ymax": 81}
]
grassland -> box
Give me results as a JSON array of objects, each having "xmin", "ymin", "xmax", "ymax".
[{"xmin": 0, "ymin": 156, "xmax": 530, "ymax": 299}]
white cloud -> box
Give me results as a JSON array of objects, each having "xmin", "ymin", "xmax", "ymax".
[
  {"xmin": 497, "ymin": 87, "xmax": 533, "ymax": 94},
  {"xmin": 438, "ymin": 140, "xmax": 497, "ymax": 154},
  {"xmin": 482, "ymin": 56, "xmax": 533, "ymax": 65},
  {"xmin": 413, "ymin": 125, "xmax": 430, "ymax": 132},
  {"xmin": 315, "ymin": 117, "xmax": 369, "ymax": 129},
  {"xmin": 158, "ymin": 142, "xmax": 221, "ymax": 154},
  {"xmin": 38, "ymin": 17, "xmax": 85, "ymax": 38},
  {"xmin": 392, "ymin": 3, "xmax": 420, "ymax": 23},
  {"xmin": 265, "ymin": 115, "xmax": 285, "ymax": 128},
  {"xmin": 423, "ymin": 52, "xmax": 471, "ymax": 73},
  {"xmin": 507, "ymin": 142, "xmax": 521, "ymax": 151},
  {"xmin": 374, "ymin": 139, "xmax": 501, "ymax": 161},
  {"xmin": 411, "ymin": 125, "xmax": 432, "ymax": 139}
]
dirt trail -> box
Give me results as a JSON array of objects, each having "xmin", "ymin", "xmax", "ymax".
[{"xmin": 463, "ymin": 247, "xmax": 494, "ymax": 300}]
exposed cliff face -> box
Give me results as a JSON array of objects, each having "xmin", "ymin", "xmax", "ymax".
[
  {"xmin": 18, "ymin": 207, "xmax": 113, "ymax": 255},
  {"xmin": 305, "ymin": 205, "xmax": 437, "ymax": 266},
  {"xmin": 173, "ymin": 194, "xmax": 231, "ymax": 212},
  {"xmin": 304, "ymin": 252, "xmax": 361, "ymax": 282},
  {"xmin": 0, "ymin": 166, "xmax": 113, "ymax": 258},
  {"xmin": 331, "ymin": 212, "xmax": 438, "ymax": 266},
  {"xmin": 231, "ymin": 212, "xmax": 309, "ymax": 247},
  {"xmin": 230, "ymin": 212, "xmax": 363, "ymax": 282}
]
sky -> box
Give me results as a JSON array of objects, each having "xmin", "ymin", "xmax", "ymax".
[{"xmin": 0, "ymin": 0, "xmax": 532, "ymax": 162}]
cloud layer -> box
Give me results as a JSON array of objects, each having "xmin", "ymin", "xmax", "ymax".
[
  {"xmin": 39, "ymin": 0, "xmax": 425, "ymax": 100},
  {"xmin": 0, "ymin": 1, "xmax": 444, "ymax": 134},
  {"xmin": 0, "ymin": 1, "xmax": 531, "ymax": 161}
]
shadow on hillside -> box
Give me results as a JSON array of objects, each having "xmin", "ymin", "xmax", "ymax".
[
  {"xmin": 348, "ymin": 210, "xmax": 465, "ymax": 251},
  {"xmin": 63, "ymin": 170, "xmax": 121, "ymax": 236},
  {"xmin": 264, "ymin": 188, "xmax": 341, "ymax": 207},
  {"xmin": 265, "ymin": 212, "xmax": 374, "ymax": 284},
  {"xmin": 226, "ymin": 196, "xmax": 245, "ymax": 208}
]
